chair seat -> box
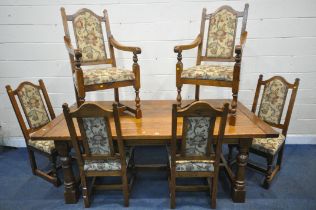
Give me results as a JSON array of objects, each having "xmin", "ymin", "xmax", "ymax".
[
  {"xmin": 84, "ymin": 148, "xmax": 133, "ymax": 171},
  {"xmin": 28, "ymin": 140, "xmax": 55, "ymax": 154},
  {"xmin": 251, "ymin": 134, "xmax": 285, "ymax": 155},
  {"xmin": 167, "ymin": 149, "xmax": 214, "ymax": 172},
  {"xmin": 76, "ymin": 67, "xmax": 135, "ymax": 86},
  {"xmin": 181, "ymin": 64, "xmax": 234, "ymax": 82}
]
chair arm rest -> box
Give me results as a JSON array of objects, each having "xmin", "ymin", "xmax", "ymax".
[
  {"xmin": 174, "ymin": 34, "xmax": 201, "ymax": 53},
  {"xmin": 64, "ymin": 36, "xmax": 82, "ymax": 59},
  {"xmin": 109, "ymin": 36, "xmax": 141, "ymax": 54}
]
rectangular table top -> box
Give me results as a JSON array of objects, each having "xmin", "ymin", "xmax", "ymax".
[{"xmin": 30, "ymin": 100, "xmax": 278, "ymax": 142}]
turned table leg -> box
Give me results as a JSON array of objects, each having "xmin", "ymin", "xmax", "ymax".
[
  {"xmin": 55, "ymin": 141, "xmax": 79, "ymax": 204},
  {"xmin": 232, "ymin": 138, "xmax": 252, "ymax": 203}
]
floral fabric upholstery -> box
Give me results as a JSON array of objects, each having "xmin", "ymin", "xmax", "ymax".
[
  {"xmin": 84, "ymin": 148, "xmax": 133, "ymax": 171},
  {"xmin": 251, "ymin": 134, "xmax": 285, "ymax": 155},
  {"xmin": 181, "ymin": 64, "xmax": 233, "ymax": 81},
  {"xmin": 73, "ymin": 11, "xmax": 107, "ymax": 62},
  {"xmin": 82, "ymin": 117, "xmax": 110, "ymax": 155},
  {"xmin": 17, "ymin": 84, "xmax": 50, "ymax": 129},
  {"xmin": 28, "ymin": 139, "xmax": 55, "ymax": 154},
  {"xmin": 75, "ymin": 67, "xmax": 135, "ymax": 86},
  {"xmin": 258, "ymin": 79, "xmax": 288, "ymax": 125},
  {"xmin": 167, "ymin": 148, "xmax": 214, "ymax": 172},
  {"xmin": 184, "ymin": 117, "xmax": 211, "ymax": 156},
  {"xmin": 206, "ymin": 8, "xmax": 237, "ymax": 58}
]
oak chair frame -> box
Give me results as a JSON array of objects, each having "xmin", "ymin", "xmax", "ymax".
[
  {"xmin": 61, "ymin": 8, "xmax": 142, "ymax": 118},
  {"xmin": 6, "ymin": 80, "xmax": 61, "ymax": 187},
  {"xmin": 229, "ymin": 75, "xmax": 300, "ymax": 189},
  {"xmin": 174, "ymin": 4, "xmax": 249, "ymax": 125},
  {"xmin": 168, "ymin": 101, "xmax": 229, "ymax": 209},
  {"xmin": 63, "ymin": 102, "xmax": 135, "ymax": 207}
]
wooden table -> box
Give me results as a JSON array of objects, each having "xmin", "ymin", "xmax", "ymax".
[{"xmin": 30, "ymin": 100, "xmax": 278, "ymax": 204}]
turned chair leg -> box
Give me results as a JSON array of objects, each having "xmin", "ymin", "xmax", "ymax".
[
  {"xmin": 263, "ymin": 156, "xmax": 274, "ymax": 189},
  {"xmin": 195, "ymin": 85, "xmax": 200, "ymax": 101},
  {"xmin": 134, "ymin": 87, "xmax": 142, "ymax": 119},
  {"xmin": 176, "ymin": 84, "xmax": 182, "ymax": 107},
  {"xmin": 114, "ymin": 88, "xmax": 120, "ymax": 103},
  {"xmin": 229, "ymin": 89, "xmax": 238, "ymax": 125}
]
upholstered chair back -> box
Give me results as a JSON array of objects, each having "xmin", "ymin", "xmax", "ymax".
[
  {"xmin": 258, "ymin": 78, "xmax": 289, "ymax": 125},
  {"xmin": 63, "ymin": 103, "xmax": 126, "ymax": 168},
  {"xmin": 81, "ymin": 117, "xmax": 111, "ymax": 155},
  {"xmin": 252, "ymin": 75, "xmax": 300, "ymax": 136},
  {"xmin": 171, "ymin": 101, "xmax": 229, "ymax": 165},
  {"xmin": 183, "ymin": 116, "xmax": 212, "ymax": 156},
  {"xmin": 198, "ymin": 4, "xmax": 249, "ymax": 62},
  {"xmin": 61, "ymin": 8, "xmax": 114, "ymax": 65},
  {"xmin": 16, "ymin": 83, "xmax": 51, "ymax": 129}
]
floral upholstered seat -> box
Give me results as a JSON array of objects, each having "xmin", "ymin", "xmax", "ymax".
[
  {"xmin": 181, "ymin": 64, "xmax": 234, "ymax": 81},
  {"xmin": 75, "ymin": 67, "xmax": 135, "ymax": 86},
  {"xmin": 167, "ymin": 146, "xmax": 214, "ymax": 172},
  {"xmin": 27, "ymin": 140, "xmax": 55, "ymax": 154},
  {"xmin": 168, "ymin": 154, "xmax": 214, "ymax": 172},
  {"xmin": 84, "ymin": 148, "xmax": 133, "ymax": 171},
  {"xmin": 251, "ymin": 134, "xmax": 285, "ymax": 155}
]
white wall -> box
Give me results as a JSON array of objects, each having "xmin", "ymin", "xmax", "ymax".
[{"xmin": 1, "ymin": 0, "xmax": 316, "ymax": 146}]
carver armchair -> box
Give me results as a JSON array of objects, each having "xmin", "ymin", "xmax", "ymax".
[
  {"xmin": 61, "ymin": 8, "xmax": 142, "ymax": 118},
  {"xmin": 174, "ymin": 4, "xmax": 249, "ymax": 124}
]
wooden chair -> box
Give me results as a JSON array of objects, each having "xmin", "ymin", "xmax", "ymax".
[
  {"xmin": 63, "ymin": 102, "xmax": 135, "ymax": 207},
  {"xmin": 168, "ymin": 101, "xmax": 229, "ymax": 209},
  {"xmin": 61, "ymin": 8, "xmax": 142, "ymax": 118},
  {"xmin": 6, "ymin": 80, "xmax": 61, "ymax": 186},
  {"xmin": 229, "ymin": 75, "xmax": 300, "ymax": 189},
  {"xmin": 174, "ymin": 4, "xmax": 249, "ymax": 124}
]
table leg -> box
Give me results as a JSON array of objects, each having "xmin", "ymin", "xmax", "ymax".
[
  {"xmin": 55, "ymin": 141, "xmax": 79, "ymax": 204},
  {"xmin": 231, "ymin": 138, "xmax": 252, "ymax": 203}
]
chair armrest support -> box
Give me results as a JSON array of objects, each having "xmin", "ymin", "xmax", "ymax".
[
  {"xmin": 174, "ymin": 34, "xmax": 202, "ymax": 53},
  {"xmin": 109, "ymin": 36, "xmax": 141, "ymax": 54}
]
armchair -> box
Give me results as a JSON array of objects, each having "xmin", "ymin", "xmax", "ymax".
[
  {"xmin": 175, "ymin": 4, "xmax": 249, "ymax": 124},
  {"xmin": 61, "ymin": 8, "xmax": 142, "ymax": 118}
]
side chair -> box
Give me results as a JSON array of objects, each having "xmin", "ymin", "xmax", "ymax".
[
  {"xmin": 6, "ymin": 80, "xmax": 61, "ymax": 186},
  {"xmin": 61, "ymin": 8, "xmax": 142, "ymax": 118},
  {"xmin": 229, "ymin": 75, "xmax": 300, "ymax": 188},
  {"xmin": 174, "ymin": 4, "xmax": 249, "ymax": 124},
  {"xmin": 168, "ymin": 101, "xmax": 229, "ymax": 209},
  {"xmin": 63, "ymin": 102, "xmax": 135, "ymax": 207}
]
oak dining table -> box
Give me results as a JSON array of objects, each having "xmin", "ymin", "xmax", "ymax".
[{"xmin": 30, "ymin": 99, "xmax": 278, "ymax": 204}]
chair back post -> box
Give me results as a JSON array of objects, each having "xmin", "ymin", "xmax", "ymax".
[
  {"xmin": 171, "ymin": 104, "xmax": 178, "ymax": 169},
  {"xmin": 62, "ymin": 103, "xmax": 84, "ymax": 167},
  {"xmin": 38, "ymin": 79, "xmax": 56, "ymax": 119},
  {"xmin": 282, "ymin": 78, "xmax": 300, "ymax": 136},
  {"xmin": 196, "ymin": 8, "xmax": 207, "ymax": 66},
  {"xmin": 112, "ymin": 103, "xmax": 126, "ymax": 167},
  {"xmin": 214, "ymin": 103, "xmax": 229, "ymax": 166},
  {"xmin": 103, "ymin": 9, "xmax": 116, "ymax": 67},
  {"xmin": 6, "ymin": 85, "xmax": 30, "ymax": 141},
  {"xmin": 251, "ymin": 74, "xmax": 263, "ymax": 113},
  {"xmin": 241, "ymin": 3, "xmax": 249, "ymax": 35}
]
